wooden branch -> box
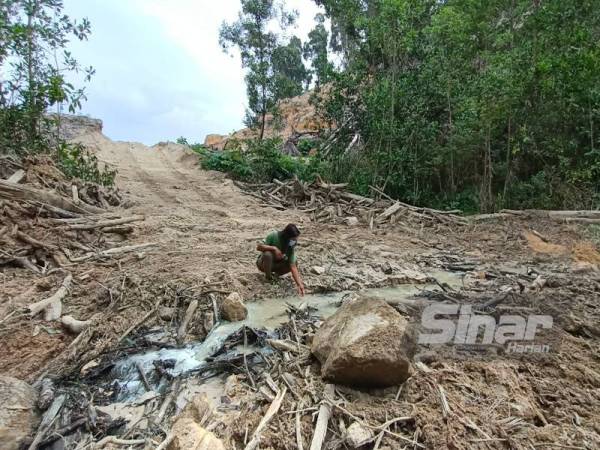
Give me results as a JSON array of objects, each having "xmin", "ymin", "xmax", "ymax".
[
  {"xmin": 71, "ymin": 185, "xmax": 79, "ymax": 205},
  {"xmin": 177, "ymin": 299, "xmax": 198, "ymax": 345},
  {"xmin": 136, "ymin": 362, "xmax": 152, "ymax": 392},
  {"xmin": 27, "ymin": 394, "xmax": 66, "ymax": 450},
  {"xmin": 71, "ymin": 242, "xmax": 158, "ymax": 262},
  {"xmin": 93, "ymin": 437, "xmax": 146, "ymax": 448},
  {"xmin": 61, "ymin": 315, "xmax": 91, "ymax": 334},
  {"xmin": 244, "ymin": 386, "xmax": 287, "ymax": 450},
  {"xmin": 154, "ymin": 378, "xmax": 181, "ymax": 425},
  {"xmin": 309, "ymin": 384, "xmax": 335, "ymax": 450},
  {"xmin": 14, "ymin": 229, "xmax": 58, "ymax": 252},
  {"xmin": 68, "ymin": 215, "xmax": 145, "ymax": 230},
  {"xmin": 28, "ymin": 274, "xmax": 73, "ymax": 320},
  {"xmin": 377, "ymin": 202, "xmax": 403, "ymax": 222}
]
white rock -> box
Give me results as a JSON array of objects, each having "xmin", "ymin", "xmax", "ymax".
[
  {"xmin": 346, "ymin": 421, "xmax": 374, "ymax": 448},
  {"xmin": 311, "ymin": 265, "xmax": 326, "ymax": 275}
]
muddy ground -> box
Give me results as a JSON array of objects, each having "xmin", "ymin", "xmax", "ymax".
[{"xmin": 1, "ymin": 128, "xmax": 600, "ymax": 449}]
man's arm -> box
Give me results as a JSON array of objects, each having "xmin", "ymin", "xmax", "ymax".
[
  {"xmin": 290, "ymin": 264, "xmax": 305, "ymax": 296},
  {"xmin": 257, "ymin": 243, "xmax": 283, "ymax": 260}
]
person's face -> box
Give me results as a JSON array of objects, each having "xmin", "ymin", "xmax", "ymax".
[{"xmin": 288, "ymin": 236, "xmax": 299, "ymax": 247}]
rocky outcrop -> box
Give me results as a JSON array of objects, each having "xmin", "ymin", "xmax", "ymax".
[
  {"xmin": 311, "ymin": 297, "xmax": 414, "ymax": 387},
  {"xmin": 203, "ymin": 90, "xmax": 328, "ymax": 150},
  {"xmin": 46, "ymin": 113, "xmax": 103, "ymax": 140},
  {"xmin": 0, "ymin": 376, "xmax": 39, "ymax": 450},
  {"xmin": 220, "ymin": 292, "xmax": 248, "ymax": 322}
]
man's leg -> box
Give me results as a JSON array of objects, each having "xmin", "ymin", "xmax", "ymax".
[
  {"xmin": 257, "ymin": 252, "xmax": 291, "ymax": 280},
  {"xmin": 257, "ymin": 251, "xmax": 274, "ymax": 280},
  {"xmin": 271, "ymin": 259, "xmax": 291, "ymax": 276}
]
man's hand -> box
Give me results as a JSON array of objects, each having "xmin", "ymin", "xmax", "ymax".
[
  {"xmin": 297, "ymin": 283, "xmax": 305, "ymax": 296},
  {"xmin": 273, "ymin": 248, "xmax": 284, "ymax": 260}
]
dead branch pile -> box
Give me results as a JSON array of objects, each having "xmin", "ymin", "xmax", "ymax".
[
  {"xmin": 0, "ymin": 158, "xmax": 149, "ymax": 277},
  {"xmin": 236, "ymin": 177, "xmax": 467, "ymax": 227},
  {"xmin": 471, "ymin": 208, "xmax": 600, "ymax": 225},
  {"xmin": 22, "ymin": 155, "xmax": 125, "ymax": 208}
]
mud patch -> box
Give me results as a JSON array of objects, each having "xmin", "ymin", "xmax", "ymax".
[{"xmin": 523, "ymin": 231, "xmax": 568, "ymax": 255}]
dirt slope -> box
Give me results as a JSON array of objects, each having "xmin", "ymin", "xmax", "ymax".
[{"xmin": 73, "ymin": 131, "xmax": 307, "ymax": 293}]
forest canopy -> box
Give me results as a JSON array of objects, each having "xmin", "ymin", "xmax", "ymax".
[{"xmin": 223, "ymin": 0, "xmax": 600, "ymax": 212}]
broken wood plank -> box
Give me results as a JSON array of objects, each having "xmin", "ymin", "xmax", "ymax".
[
  {"xmin": 7, "ymin": 169, "xmax": 25, "ymax": 184},
  {"xmin": 309, "ymin": 384, "xmax": 335, "ymax": 450},
  {"xmin": 177, "ymin": 299, "xmax": 198, "ymax": 345},
  {"xmin": 244, "ymin": 386, "xmax": 287, "ymax": 450}
]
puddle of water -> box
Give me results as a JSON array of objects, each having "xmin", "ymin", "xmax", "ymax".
[{"xmin": 112, "ymin": 270, "xmax": 462, "ymax": 401}]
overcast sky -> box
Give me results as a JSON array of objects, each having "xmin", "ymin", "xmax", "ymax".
[{"xmin": 63, "ymin": 0, "xmax": 321, "ymax": 145}]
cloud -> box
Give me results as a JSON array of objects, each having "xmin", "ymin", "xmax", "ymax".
[{"xmin": 63, "ymin": 0, "xmax": 321, "ymax": 145}]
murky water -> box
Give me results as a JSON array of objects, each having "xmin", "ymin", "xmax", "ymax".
[{"xmin": 113, "ymin": 270, "xmax": 461, "ymax": 401}]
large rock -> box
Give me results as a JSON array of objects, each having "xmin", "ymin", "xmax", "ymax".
[
  {"xmin": 311, "ymin": 297, "xmax": 414, "ymax": 387},
  {"xmin": 168, "ymin": 418, "xmax": 225, "ymax": 450},
  {"xmin": 220, "ymin": 292, "xmax": 248, "ymax": 322},
  {"xmin": 203, "ymin": 134, "xmax": 228, "ymax": 150},
  {"xmin": 0, "ymin": 376, "xmax": 39, "ymax": 450}
]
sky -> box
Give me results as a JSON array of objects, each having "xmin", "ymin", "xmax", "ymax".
[{"xmin": 62, "ymin": 0, "xmax": 322, "ymax": 145}]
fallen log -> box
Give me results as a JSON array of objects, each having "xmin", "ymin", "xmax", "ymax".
[
  {"xmin": 28, "ymin": 274, "xmax": 73, "ymax": 320},
  {"xmin": 0, "ymin": 179, "xmax": 104, "ymax": 214}
]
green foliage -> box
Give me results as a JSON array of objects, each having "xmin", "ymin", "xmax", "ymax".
[
  {"xmin": 314, "ymin": 0, "xmax": 600, "ymax": 211},
  {"xmin": 304, "ymin": 13, "xmax": 335, "ymax": 87},
  {"xmin": 272, "ymin": 36, "xmax": 310, "ymax": 98},
  {"xmin": 57, "ymin": 142, "xmax": 116, "ymax": 186},
  {"xmin": 0, "ymin": 0, "xmax": 93, "ymax": 156},
  {"xmin": 196, "ymin": 138, "xmax": 327, "ymax": 184},
  {"xmin": 219, "ymin": 0, "xmax": 309, "ymax": 139}
]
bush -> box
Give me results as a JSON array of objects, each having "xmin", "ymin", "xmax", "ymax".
[
  {"xmin": 57, "ymin": 142, "xmax": 117, "ymax": 186},
  {"xmin": 192, "ymin": 137, "xmax": 327, "ymax": 184}
]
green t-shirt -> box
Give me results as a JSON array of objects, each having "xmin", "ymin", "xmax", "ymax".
[{"xmin": 263, "ymin": 230, "xmax": 297, "ymax": 264}]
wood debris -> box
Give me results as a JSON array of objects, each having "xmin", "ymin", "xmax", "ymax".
[{"xmin": 236, "ymin": 177, "xmax": 467, "ymax": 227}]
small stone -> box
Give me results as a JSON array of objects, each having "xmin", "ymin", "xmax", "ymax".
[
  {"xmin": 345, "ymin": 216, "xmax": 359, "ymax": 226},
  {"xmin": 345, "ymin": 422, "xmax": 374, "ymax": 448},
  {"xmin": 220, "ymin": 292, "xmax": 247, "ymax": 322},
  {"xmin": 311, "ymin": 266, "xmax": 326, "ymax": 275},
  {"xmin": 381, "ymin": 261, "xmax": 393, "ymax": 274}
]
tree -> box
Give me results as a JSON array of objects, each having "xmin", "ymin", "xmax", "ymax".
[
  {"xmin": 220, "ymin": 0, "xmax": 299, "ymax": 140},
  {"xmin": 272, "ymin": 36, "xmax": 309, "ymax": 99},
  {"xmin": 0, "ymin": 0, "xmax": 93, "ymax": 155},
  {"xmin": 314, "ymin": 0, "xmax": 600, "ymax": 211},
  {"xmin": 303, "ymin": 13, "xmax": 334, "ymax": 87}
]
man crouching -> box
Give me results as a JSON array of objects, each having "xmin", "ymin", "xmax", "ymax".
[{"xmin": 256, "ymin": 223, "xmax": 305, "ymax": 296}]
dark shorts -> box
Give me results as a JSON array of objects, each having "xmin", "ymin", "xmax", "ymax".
[{"xmin": 257, "ymin": 252, "xmax": 292, "ymax": 275}]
